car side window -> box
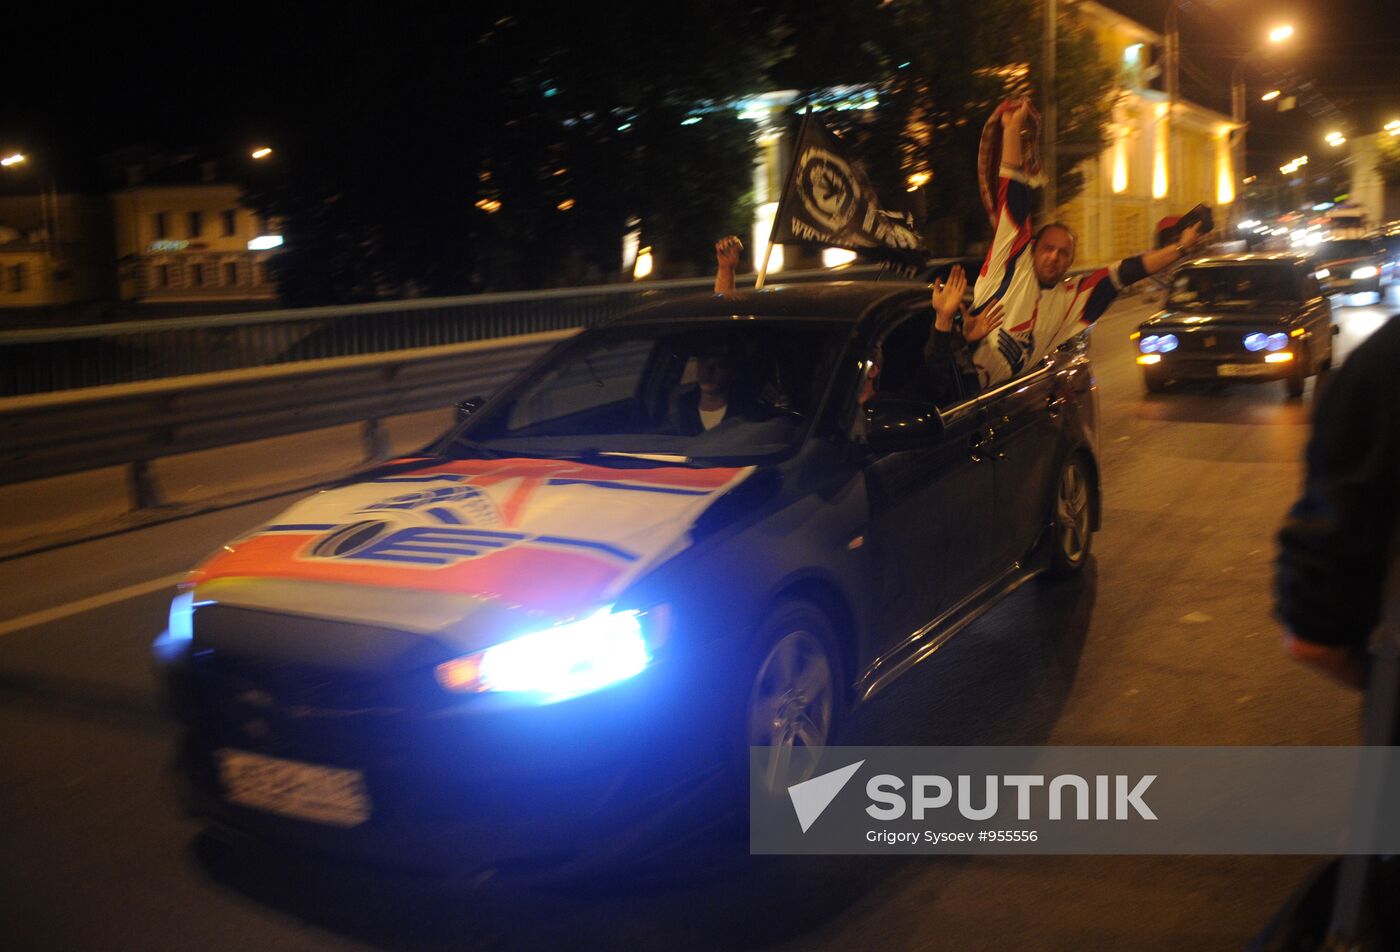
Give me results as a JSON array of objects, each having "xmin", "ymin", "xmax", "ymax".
[{"xmin": 872, "ymin": 308, "xmax": 969, "ymax": 410}]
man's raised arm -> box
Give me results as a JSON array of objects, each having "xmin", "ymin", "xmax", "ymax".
[{"xmin": 974, "ymin": 100, "xmax": 1035, "ymax": 308}]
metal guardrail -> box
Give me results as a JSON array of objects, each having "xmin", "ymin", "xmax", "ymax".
[
  {"xmin": 0, "ymin": 265, "xmax": 891, "ymax": 397},
  {"xmin": 0, "ymin": 330, "xmax": 575, "ymax": 504}
]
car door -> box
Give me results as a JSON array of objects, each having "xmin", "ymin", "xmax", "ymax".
[
  {"xmin": 857, "ymin": 311, "xmax": 997, "ymax": 646},
  {"xmin": 977, "ymin": 348, "xmax": 1067, "ymax": 573}
]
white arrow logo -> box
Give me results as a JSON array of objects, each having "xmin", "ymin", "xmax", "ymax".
[{"xmin": 787, "ymin": 760, "xmax": 865, "ymax": 833}]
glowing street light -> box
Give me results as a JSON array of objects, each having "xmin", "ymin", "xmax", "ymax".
[
  {"xmin": 1269, "ymin": 24, "xmax": 1295, "ymax": 44},
  {"xmin": 250, "ymin": 147, "xmax": 273, "ymax": 160},
  {"xmin": 1325, "ymin": 131, "xmax": 1346, "ymax": 146},
  {"xmin": 0, "ymin": 153, "xmax": 25, "ymax": 167},
  {"xmin": 1261, "ymin": 90, "xmax": 1281, "ymax": 102}
]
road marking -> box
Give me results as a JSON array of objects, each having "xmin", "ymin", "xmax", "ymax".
[{"xmin": 0, "ymin": 573, "xmax": 184, "ymax": 637}]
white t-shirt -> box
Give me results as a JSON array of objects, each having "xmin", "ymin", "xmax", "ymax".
[{"xmin": 699, "ymin": 405, "xmax": 726, "ymax": 430}]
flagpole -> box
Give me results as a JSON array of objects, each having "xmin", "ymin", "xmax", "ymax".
[{"xmin": 756, "ymin": 104, "xmax": 812, "ymax": 290}]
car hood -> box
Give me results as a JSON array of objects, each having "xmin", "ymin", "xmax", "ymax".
[
  {"xmin": 1144, "ymin": 305, "xmax": 1297, "ymax": 328},
  {"xmin": 188, "ymin": 455, "xmax": 754, "ymax": 639}
]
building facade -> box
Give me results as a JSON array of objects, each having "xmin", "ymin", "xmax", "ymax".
[
  {"xmin": 1056, "ymin": 2, "xmax": 1238, "ymax": 267},
  {"xmin": 110, "ymin": 179, "xmax": 279, "ymax": 306},
  {"xmin": 0, "ymin": 195, "xmax": 116, "ymax": 312}
]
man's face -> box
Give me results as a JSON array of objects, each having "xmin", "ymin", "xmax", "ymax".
[
  {"xmin": 1032, "ymin": 226, "xmax": 1076, "ymax": 286},
  {"xmin": 696, "ymin": 355, "xmax": 731, "ymax": 396}
]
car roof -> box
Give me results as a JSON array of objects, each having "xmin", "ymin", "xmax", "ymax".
[
  {"xmin": 611, "ymin": 280, "xmax": 930, "ymax": 326},
  {"xmin": 1186, "ymin": 252, "xmax": 1310, "ymax": 267}
]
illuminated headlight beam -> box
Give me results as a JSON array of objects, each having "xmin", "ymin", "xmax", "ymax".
[{"xmin": 436, "ymin": 607, "xmax": 651, "ymax": 702}]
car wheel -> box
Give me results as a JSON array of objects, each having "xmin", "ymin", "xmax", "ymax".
[
  {"xmin": 1044, "ymin": 453, "xmax": 1095, "ymax": 579},
  {"xmin": 743, "ymin": 600, "xmax": 843, "ymax": 797},
  {"xmin": 1285, "ymin": 345, "xmax": 1308, "ymax": 399},
  {"xmin": 1143, "ymin": 369, "xmax": 1168, "ymax": 394}
]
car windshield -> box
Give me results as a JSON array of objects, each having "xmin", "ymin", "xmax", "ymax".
[
  {"xmin": 1313, "ymin": 239, "xmax": 1377, "ymax": 262},
  {"xmin": 442, "ymin": 319, "xmax": 851, "ymax": 464},
  {"xmin": 1167, "ymin": 265, "xmax": 1301, "ymax": 307}
]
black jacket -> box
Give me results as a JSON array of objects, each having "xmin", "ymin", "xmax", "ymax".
[{"xmin": 1276, "ymin": 315, "xmax": 1400, "ymax": 647}]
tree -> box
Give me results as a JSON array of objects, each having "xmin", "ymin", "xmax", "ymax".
[
  {"xmin": 239, "ymin": 1, "xmax": 1117, "ymax": 303},
  {"xmin": 761, "ymin": 0, "xmax": 1117, "ymax": 252}
]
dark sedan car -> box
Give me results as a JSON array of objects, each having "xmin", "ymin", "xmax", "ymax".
[
  {"xmin": 153, "ymin": 281, "xmax": 1100, "ymax": 878},
  {"xmin": 1309, "ymin": 237, "xmax": 1392, "ymax": 301},
  {"xmin": 1134, "ymin": 254, "xmax": 1335, "ymax": 398}
]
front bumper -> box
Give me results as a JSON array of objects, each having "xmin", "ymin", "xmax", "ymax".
[
  {"xmin": 1138, "ymin": 352, "xmax": 1298, "ymax": 382},
  {"xmin": 156, "ymin": 634, "xmax": 735, "ymax": 878},
  {"xmin": 1321, "ymin": 274, "xmax": 1381, "ymax": 295}
]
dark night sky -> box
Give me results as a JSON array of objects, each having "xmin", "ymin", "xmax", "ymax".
[{"xmin": 8, "ymin": 2, "xmax": 1400, "ymax": 191}]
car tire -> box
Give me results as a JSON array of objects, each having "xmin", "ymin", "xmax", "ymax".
[
  {"xmin": 1043, "ymin": 453, "xmax": 1095, "ymax": 579},
  {"xmin": 1143, "ymin": 369, "xmax": 1168, "ymax": 394},
  {"xmin": 741, "ymin": 599, "xmax": 845, "ymax": 799},
  {"xmin": 1285, "ymin": 345, "xmax": 1308, "ymax": 399}
]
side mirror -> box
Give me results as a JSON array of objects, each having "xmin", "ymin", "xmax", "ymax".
[
  {"xmin": 455, "ymin": 395, "xmax": 485, "ymax": 422},
  {"xmin": 863, "ymin": 397, "xmax": 945, "ymax": 452}
]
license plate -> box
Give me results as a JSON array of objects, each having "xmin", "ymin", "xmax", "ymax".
[
  {"xmin": 218, "ymin": 749, "xmax": 371, "ymax": 827},
  {"xmin": 1217, "ymin": 364, "xmax": 1274, "ymax": 378}
]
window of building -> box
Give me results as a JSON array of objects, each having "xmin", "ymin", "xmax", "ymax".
[
  {"xmin": 224, "ymin": 261, "xmax": 239, "ymax": 285},
  {"xmin": 9, "ymin": 263, "xmax": 27, "ymax": 293},
  {"xmin": 191, "ymin": 263, "xmax": 205, "ymax": 287},
  {"xmin": 154, "ymin": 212, "xmax": 169, "ymax": 240},
  {"xmin": 222, "ymin": 209, "xmax": 237, "ymax": 236},
  {"xmin": 187, "ymin": 211, "xmax": 203, "ymax": 239},
  {"xmin": 157, "ymin": 264, "xmax": 171, "ymax": 288}
]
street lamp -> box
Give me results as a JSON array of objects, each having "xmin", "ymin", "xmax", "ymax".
[
  {"xmin": 1261, "ymin": 90, "xmax": 1281, "ymax": 103},
  {"xmin": 1230, "ymin": 24, "xmax": 1295, "ymax": 218},
  {"xmin": 250, "ymin": 147, "xmax": 272, "ymax": 160},
  {"xmin": 0, "ymin": 150, "xmax": 63, "ymax": 289}
]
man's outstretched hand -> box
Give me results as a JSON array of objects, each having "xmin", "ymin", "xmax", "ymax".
[
  {"xmin": 715, "ymin": 235, "xmax": 742, "ymax": 270},
  {"xmin": 932, "ymin": 266, "xmax": 968, "ymax": 329},
  {"xmin": 714, "ymin": 235, "xmax": 742, "ymax": 293},
  {"xmin": 963, "ymin": 299, "xmax": 1005, "ymax": 344}
]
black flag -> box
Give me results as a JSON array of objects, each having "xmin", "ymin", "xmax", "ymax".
[{"xmin": 772, "ymin": 113, "xmax": 928, "ymax": 268}]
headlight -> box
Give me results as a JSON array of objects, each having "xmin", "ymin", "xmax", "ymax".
[
  {"xmin": 1139, "ymin": 335, "xmax": 1160, "ymax": 354},
  {"xmin": 435, "ymin": 607, "xmax": 652, "ymax": 702},
  {"xmin": 1267, "ymin": 332, "xmax": 1289, "ymax": 351},
  {"xmin": 1157, "ymin": 334, "xmax": 1179, "ymax": 353},
  {"xmin": 1244, "ymin": 332, "xmax": 1269, "ymax": 352},
  {"xmin": 168, "ymin": 590, "xmax": 195, "ymax": 642},
  {"xmin": 1351, "ymin": 266, "xmax": 1378, "ymax": 280},
  {"xmin": 1314, "ymin": 269, "xmax": 1330, "ymax": 280}
]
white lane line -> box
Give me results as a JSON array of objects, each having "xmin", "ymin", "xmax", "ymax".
[{"xmin": 0, "ymin": 573, "xmax": 184, "ymax": 637}]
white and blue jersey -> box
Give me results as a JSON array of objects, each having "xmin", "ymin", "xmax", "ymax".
[{"xmin": 970, "ymin": 166, "xmax": 1146, "ymax": 387}]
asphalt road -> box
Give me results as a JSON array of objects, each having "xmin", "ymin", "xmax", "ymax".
[{"xmin": 1, "ymin": 290, "xmax": 1392, "ymax": 952}]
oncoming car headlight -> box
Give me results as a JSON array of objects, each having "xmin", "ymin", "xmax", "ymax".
[
  {"xmin": 1267, "ymin": 332, "xmax": 1289, "ymax": 351},
  {"xmin": 1314, "ymin": 268, "xmax": 1330, "ymax": 280},
  {"xmin": 435, "ymin": 607, "xmax": 655, "ymax": 702},
  {"xmin": 1244, "ymin": 332, "xmax": 1268, "ymax": 352},
  {"xmin": 1140, "ymin": 333, "xmax": 1178, "ymax": 354},
  {"xmin": 1351, "ymin": 266, "xmax": 1378, "ymax": 280}
]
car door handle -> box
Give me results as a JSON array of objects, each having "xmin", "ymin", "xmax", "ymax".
[{"xmin": 969, "ymin": 429, "xmax": 993, "ymax": 462}]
